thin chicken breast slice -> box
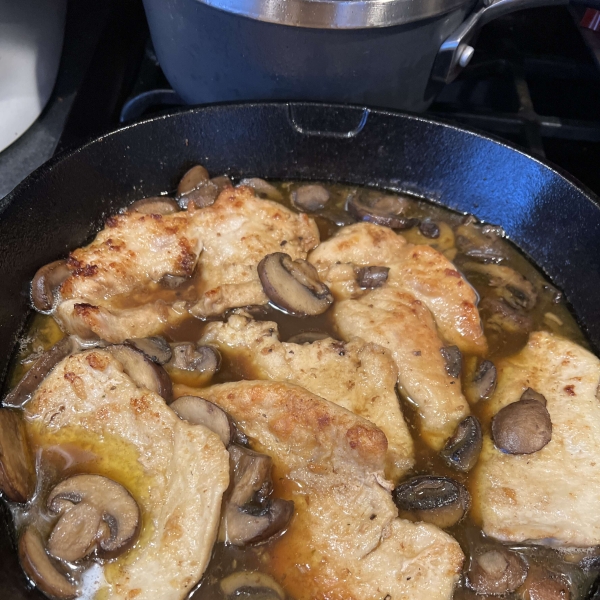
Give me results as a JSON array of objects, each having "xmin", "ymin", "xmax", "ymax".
[
  {"xmin": 24, "ymin": 350, "xmax": 230, "ymax": 600},
  {"xmin": 333, "ymin": 287, "xmax": 470, "ymax": 450},
  {"xmin": 200, "ymin": 313, "xmax": 414, "ymax": 478},
  {"xmin": 309, "ymin": 222, "xmax": 487, "ymax": 355},
  {"xmin": 202, "ymin": 380, "xmax": 464, "ymax": 600},
  {"xmin": 473, "ymin": 331, "xmax": 600, "ymax": 547},
  {"xmin": 189, "ymin": 186, "xmax": 319, "ymax": 318}
]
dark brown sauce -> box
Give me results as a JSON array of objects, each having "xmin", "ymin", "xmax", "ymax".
[{"xmin": 7, "ymin": 179, "xmax": 598, "ymax": 600}]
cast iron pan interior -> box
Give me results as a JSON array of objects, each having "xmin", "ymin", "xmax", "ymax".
[{"xmin": 1, "ymin": 102, "xmax": 599, "ymax": 599}]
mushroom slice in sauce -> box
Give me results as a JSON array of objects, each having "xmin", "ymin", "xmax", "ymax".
[
  {"xmin": 492, "ymin": 398, "xmax": 552, "ymax": 455},
  {"xmin": 125, "ymin": 336, "xmax": 172, "ymax": 365},
  {"xmin": 127, "ymin": 197, "xmax": 180, "ymax": 215},
  {"xmin": 480, "ymin": 297, "xmax": 534, "ymax": 336},
  {"xmin": 4, "ymin": 336, "xmax": 79, "ymax": 408},
  {"xmin": 239, "ymin": 178, "xmax": 283, "ymax": 201},
  {"xmin": 106, "ymin": 344, "xmax": 172, "ymax": 402},
  {"xmin": 165, "ymin": 343, "xmax": 221, "ymax": 388},
  {"xmin": 355, "ymin": 266, "xmax": 389, "ymax": 289},
  {"xmin": 258, "ymin": 253, "xmax": 333, "ymax": 317},
  {"xmin": 291, "ymin": 184, "xmax": 330, "ymax": 212},
  {"xmin": 519, "ymin": 565, "xmax": 571, "ymax": 600},
  {"xmin": 47, "ymin": 474, "xmax": 140, "ymax": 561},
  {"xmin": 287, "ymin": 331, "xmax": 330, "ymax": 344},
  {"xmin": 468, "ymin": 359, "xmax": 498, "ymax": 402},
  {"xmin": 220, "ymin": 571, "xmax": 285, "ymax": 600},
  {"xmin": 418, "ymin": 220, "xmax": 441, "ymax": 239},
  {"xmin": 466, "ymin": 546, "xmax": 528, "ymax": 595},
  {"xmin": 440, "ymin": 345, "xmax": 462, "ymax": 378},
  {"xmin": 171, "ymin": 395, "xmax": 234, "ymax": 447},
  {"xmin": 347, "ymin": 190, "xmax": 419, "ymax": 230},
  {"xmin": 463, "ymin": 262, "xmax": 537, "ymax": 311},
  {"xmin": 520, "ymin": 387, "xmax": 547, "ymax": 406},
  {"xmin": 31, "ymin": 260, "xmax": 71, "ymax": 312},
  {"xmin": 0, "ymin": 409, "xmax": 35, "ymax": 502},
  {"xmin": 177, "ymin": 165, "xmax": 210, "ymax": 196},
  {"xmin": 440, "ymin": 416, "xmax": 483, "ymax": 473},
  {"xmin": 224, "ymin": 445, "xmax": 294, "ymax": 546},
  {"xmin": 19, "ymin": 526, "xmax": 77, "ymax": 600},
  {"xmin": 392, "ymin": 476, "xmax": 470, "ymax": 529},
  {"xmin": 455, "ymin": 221, "xmax": 508, "ymax": 263}
]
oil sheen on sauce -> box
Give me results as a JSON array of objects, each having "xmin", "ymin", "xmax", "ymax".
[{"xmin": 6, "ymin": 180, "xmax": 598, "ymax": 600}]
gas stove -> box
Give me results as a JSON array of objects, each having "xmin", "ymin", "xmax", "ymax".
[{"xmin": 1, "ymin": 0, "xmax": 599, "ymax": 201}]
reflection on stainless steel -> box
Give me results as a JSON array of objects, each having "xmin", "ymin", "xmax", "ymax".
[{"xmin": 198, "ymin": 0, "xmax": 469, "ymax": 28}]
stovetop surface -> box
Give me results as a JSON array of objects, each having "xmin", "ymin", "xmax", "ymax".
[{"xmin": 1, "ymin": 0, "xmax": 599, "ymax": 201}]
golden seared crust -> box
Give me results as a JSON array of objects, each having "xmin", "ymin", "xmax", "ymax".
[
  {"xmin": 190, "ymin": 186, "xmax": 319, "ymax": 317},
  {"xmin": 201, "ymin": 314, "xmax": 414, "ymax": 479},
  {"xmin": 310, "ymin": 222, "xmax": 487, "ymax": 355},
  {"xmin": 333, "ymin": 287, "xmax": 470, "ymax": 450},
  {"xmin": 203, "ymin": 380, "xmax": 464, "ymax": 600},
  {"xmin": 60, "ymin": 211, "xmax": 202, "ymax": 302},
  {"xmin": 25, "ymin": 350, "xmax": 230, "ymax": 600},
  {"xmin": 473, "ymin": 331, "xmax": 600, "ymax": 547}
]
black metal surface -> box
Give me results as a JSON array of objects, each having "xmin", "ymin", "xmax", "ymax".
[{"xmin": 1, "ymin": 102, "xmax": 600, "ymax": 598}]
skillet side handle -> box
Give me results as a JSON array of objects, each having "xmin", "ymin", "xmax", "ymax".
[{"xmin": 430, "ymin": 0, "xmax": 569, "ymax": 85}]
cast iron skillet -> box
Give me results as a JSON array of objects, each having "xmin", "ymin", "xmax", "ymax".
[{"xmin": 1, "ymin": 102, "xmax": 600, "ymax": 599}]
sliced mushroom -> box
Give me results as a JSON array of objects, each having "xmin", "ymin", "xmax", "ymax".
[
  {"xmin": 106, "ymin": 344, "xmax": 172, "ymax": 402},
  {"xmin": 355, "ymin": 266, "xmax": 389, "ymax": 289},
  {"xmin": 258, "ymin": 253, "xmax": 333, "ymax": 317},
  {"xmin": 160, "ymin": 273, "xmax": 188, "ymax": 289},
  {"xmin": 464, "ymin": 262, "xmax": 537, "ymax": 311},
  {"xmin": 392, "ymin": 476, "xmax": 470, "ymax": 528},
  {"xmin": 518, "ymin": 565, "xmax": 571, "ymax": 600},
  {"xmin": 177, "ymin": 164, "xmax": 210, "ymax": 196},
  {"xmin": 492, "ymin": 399, "xmax": 552, "ymax": 455},
  {"xmin": 287, "ymin": 331, "xmax": 330, "ymax": 344},
  {"xmin": 224, "ymin": 445, "xmax": 294, "ymax": 546},
  {"xmin": 318, "ymin": 209, "xmax": 356, "ymax": 228},
  {"xmin": 440, "ymin": 345, "xmax": 462, "ymax": 378},
  {"xmin": 47, "ymin": 474, "xmax": 140, "ymax": 561},
  {"xmin": 31, "ymin": 259, "xmax": 71, "ymax": 312},
  {"xmin": 419, "ymin": 220, "xmax": 440, "ymax": 239},
  {"xmin": 220, "ymin": 571, "xmax": 285, "ymax": 600},
  {"xmin": 128, "ymin": 197, "xmax": 180, "ymax": 215},
  {"xmin": 19, "ymin": 526, "xmax": 77, "ymax": 600},
  {"xmin": 0, "ymin": 409, "xmax": 35, "ymax": 502},
  {"xmin": 347, "ymin": 189, "xmax": 419, "ymax": 230},
  {"xmin": 171, "ymin": 395, "xmax": 234, "ymax": 446},
  {"xmin": 467, "ymin": 546, "xmax": 528, "ymax": 595},
  {"xmin": 440, "ymin": 416, "xmax": 482, "ymax": 473},
  {"xmin": 210, "ymin": 175, "xmax": 233, "ymax": 193},
  {"xmin": 4, "ymin": 336, "xmax": 79, "ymax": 408},
  {"xmin": 520, "ymin": 387, "xmax": 547, "ymax": 406},
  {"xmin": 125, "ymin": 336, "xmax": 172, "ymax": 365},
  {"xmin": 403, "ymin": 221, "xmax": 456, "ymax": 253},
  {"xmin": 480, "ymin": 297, "xmax": 533, "ymax": 336},
  {"xmin": 239, "ymin": 178, "xmax": 283, "ymax": 201},
  {"xmin": 455, "ymin": 221, "xmax": 508, "ymax": 263},
  {"xmin": 291, "ymin": 184, "xmax": 330, "ymax": 212},
  {"xmin": 165, "ymin": 343, "xmax": 221, "ymax": 388},
  {"xmin": 469, "ymin": 359, "xmax": 498, "ymax": 402}
]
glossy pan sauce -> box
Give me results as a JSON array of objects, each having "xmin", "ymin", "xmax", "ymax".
[{"xmin": 6, "ymin": 180, "xmax": 598, "ymax": 600}]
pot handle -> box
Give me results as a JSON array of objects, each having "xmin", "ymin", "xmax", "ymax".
[{"xmin": 430, "ymin": 0, "xmax": 569, "ymax": 85}]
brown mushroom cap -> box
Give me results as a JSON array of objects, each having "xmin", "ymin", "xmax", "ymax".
[
  {"xmin": 106, "ymin": 344, "xmax": 172, "ymax": 402},
  {"xmin": 258, "ymin": 253, "xmax": 333, "ymax": 317},
  {"xmin": 47, "ymin": 474, "xmax": 141, "ymax": 561},
  {"xmin": 440, "ymin": 416, "xmax": 483, "ymax": 473},
  {"xmin": 127, "ymin": 197, "xmax": 180, "ymax": 215},
  {"xmin": 224, "ymin": 445, "xmax": 294, "ymax": 546},
  {"xmin": 177, "ymin": 165, "xmax": 210, "ymax": 196},
  {"xmin": 466, "ymin": 546, "xmax": 528, "ymax": 595},
  {"xmin": 440, "ymin": 345, "xmax": 462, "ymax": 378},
  {"xmin": 165, "ymin": 343, "xmax": 221, "ymax": 388},
  {"xmin": 239, "ymin": 178, "xmax": 283, "ymax": 201},
  {"xmin": 346, "ymin": 190, "xmax": 419, "ymax": 230},
  {"xmin": 455, "ymin": 221, "xmax": 508, "ymax": 263},
  {"xmin": 171, "ymin": 395, "xmax": 234, "ymax": 447},
  {"xmin": 4, "ymin": 336, "xmax": 79, "ymax": 408},
  {"xmin": 418, "ymin": 220, "xmax": 440, "ymax": 239},
  {"xmin": 291, "ymin": 184, "xmax": 330, "ymax": 212},
  {"xmin": 31, "ymin": 259, "xmax": 71, "ymax": 312},
  {"xmin": 392, "ymin": 476, "xmax": 470, "ymax": 529},
  {"xmin": 0, "ymin": 409, "xmax": 35, "ymax": 502},
  {"xmin": 19, "ymin": 526, "xmax": 77, "ymax": 600},
  {"xmin": 355, "ymin": 266, "xmax": 389, "ymax": 290},
  {"xmin": 470, "ymin": 359, "xmax": 498, "ymax": 402},
  {"xmin": 125, "ymin": 336, "xmax": 172, "ymax": 365},
  {"xmin": 519, "ymin": 566, "xmax": 571, "ymax": 600},
  {"xmin": 520, "ymin": 387, "xmax": 547, "ymax": 406},
  {"xmin": 492, "ymin": 398, "xmax": 552, "ymax": 455}
]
